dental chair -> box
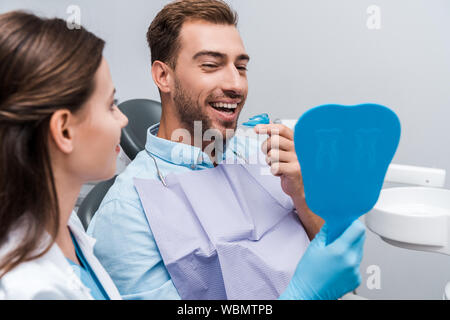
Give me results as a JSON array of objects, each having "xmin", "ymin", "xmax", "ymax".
[
  {"xmin": 77, "ymin": 99, "xmax": 162, "ymax": 229},
  {"xmin": 77, "ymin": 176, "xmax": 117, "ymax": 230},
  {"xmin": 118, "ymin": 98, "xmax": 162, "ymax": 160}
]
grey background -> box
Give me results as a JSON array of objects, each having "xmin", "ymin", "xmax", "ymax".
[{"xmin": 1, "ymin": 0, "xmax": 450, "ymax": 299}]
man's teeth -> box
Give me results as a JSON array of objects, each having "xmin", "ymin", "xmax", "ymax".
[{"xmin": 210, "ymin": 102, "xmax": 238, "ymax": 109}]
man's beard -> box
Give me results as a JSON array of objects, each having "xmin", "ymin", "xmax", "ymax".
[
  {"xmin": 173, "ymin": 78, "xmax": 212, "ymax": 137},
  {"xmin": 173, "ymin": 78, "xmax": 240, "ymax": 140}
]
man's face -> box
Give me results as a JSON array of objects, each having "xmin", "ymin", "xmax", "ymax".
[{"xmin": 171, "ymin": 20, "xmax": 249, "ymax": 140}]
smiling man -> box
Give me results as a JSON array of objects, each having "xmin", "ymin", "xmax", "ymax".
[
  {"xmin": 153, "ymin": 19, "xmax": 249, "ymax": 149},
  {"xmin": 87, "ymin": 0, "xmax": 331, "ymax": 300}
]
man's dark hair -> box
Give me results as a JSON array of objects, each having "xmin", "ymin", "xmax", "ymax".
[{"xmin": 147, "ymin": 0, "xmax": 238, "ymax": 69}]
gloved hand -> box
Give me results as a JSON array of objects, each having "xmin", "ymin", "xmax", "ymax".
[{"xmin": 279, "ymin": 219, "xmax": 366, "ymax": 300}]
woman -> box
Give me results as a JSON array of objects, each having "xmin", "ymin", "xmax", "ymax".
[{"xmin": 0, "ymin": 11, "xmax": 128, "ymax": 299}]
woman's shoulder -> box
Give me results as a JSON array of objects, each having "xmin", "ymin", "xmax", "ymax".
[
  {"xmin": 0, "ymin": 250, "xmax": 85, "ymax": 299},
  {"xmin": 0, "ymin": 226, "xmax": 91, "ymax": 300},
  {"xmin": 0, "ymin": 256, "xmax": 65, "ymax": 299}
]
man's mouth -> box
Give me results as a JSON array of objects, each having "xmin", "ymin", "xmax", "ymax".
[{"xmin": 209, "ymin": 102, "xmax": 238, "ymax": 115}]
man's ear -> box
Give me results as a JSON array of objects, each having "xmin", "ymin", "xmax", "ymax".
[
  {"xmin": 49, "ymin": 109, "xmax": 75, "ymax": 154},
  {"xmin": 152, "ymin": 60, "xmax": 173, "ymax": 94}
]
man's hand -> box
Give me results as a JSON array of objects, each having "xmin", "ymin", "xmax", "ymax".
[
  {"xmin": 254, "ymin": 124, "xmax": 301, "ymax": 198},
  {"xmin": 255, "ymin": 123, "xmax": 324, "ymax": 239}
]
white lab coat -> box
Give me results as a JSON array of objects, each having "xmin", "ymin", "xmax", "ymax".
[{"xmin": 0, "ymin": 213, "xmax": 122, "ymax": 300}]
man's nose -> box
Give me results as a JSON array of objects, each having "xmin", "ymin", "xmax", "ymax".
[{"xmin": 221, "ymin": 64, "xmax": 246, "ymax": 96}]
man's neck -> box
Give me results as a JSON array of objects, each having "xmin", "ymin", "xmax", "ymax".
[
  {"xmin": 157, "ymin": 108, "xmax": 183, "ymax": 140},
  {"xmin": 158, "ymin": 118, "xmax": 230, "ymax": 166}
]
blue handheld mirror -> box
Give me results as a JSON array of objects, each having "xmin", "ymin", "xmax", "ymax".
[{"xmin": 294, "ymin": 104, "xmax": 401, "ymax": 244}]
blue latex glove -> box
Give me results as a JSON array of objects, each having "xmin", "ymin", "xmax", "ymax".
[{"xmin": 279, "ymin": 220, "xmax": 366, "ymax": 300}]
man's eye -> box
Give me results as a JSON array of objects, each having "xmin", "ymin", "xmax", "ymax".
[
  {"xmin": 202, "ymin": 64, "xmax": 218, "ymax": 68},
  {"xmin": 237, "ymin": 66, "xmax": 248, "ymax": 71}
]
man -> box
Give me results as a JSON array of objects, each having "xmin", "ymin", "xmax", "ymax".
[{"xmin": 88, "ymin": 0, "xmax": 364, "ymax": 300}]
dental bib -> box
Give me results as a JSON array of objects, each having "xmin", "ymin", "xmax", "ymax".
[
  {"xmin": 294, "ymin": 103, "xmax": 401, "ymax": 244},
  {"xmin": 134, "ymin": 162, "xmax": 309, "ymax": 299}
]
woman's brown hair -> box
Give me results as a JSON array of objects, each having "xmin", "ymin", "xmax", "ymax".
[{"xmin": 0, "ymin": 11, "xmax": 105, "ymax": 277}]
